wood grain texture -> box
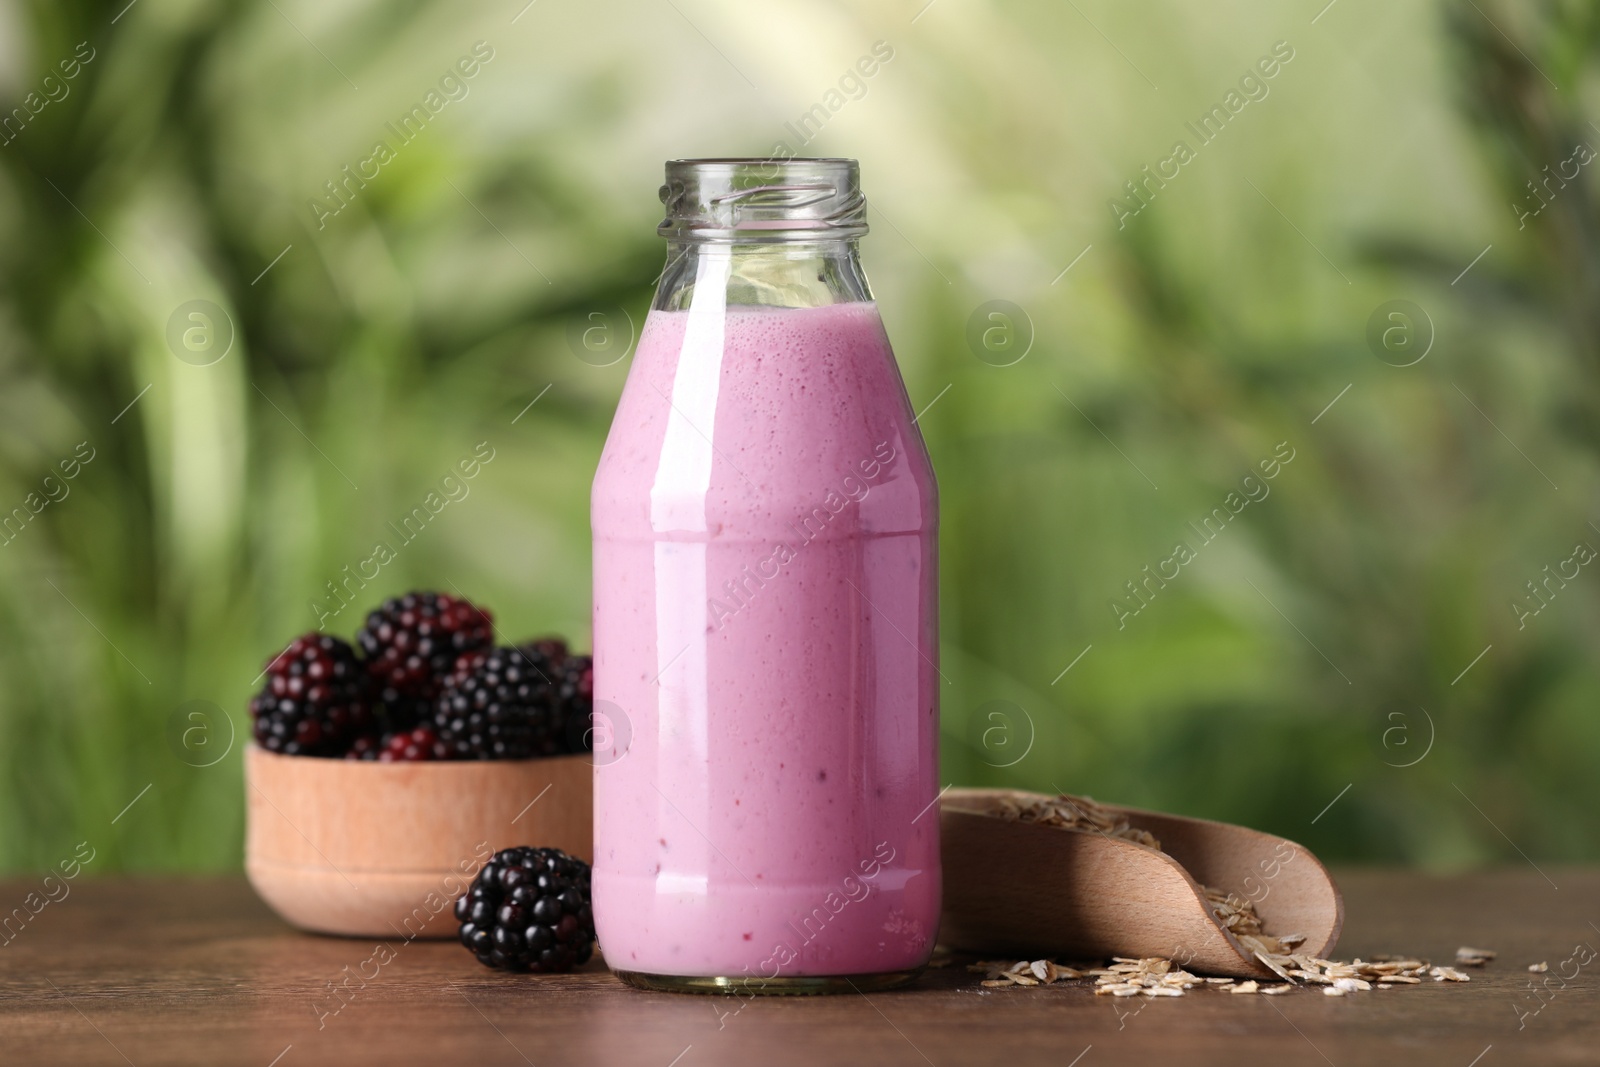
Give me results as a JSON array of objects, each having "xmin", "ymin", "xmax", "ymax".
[
  {"xmin": 245, "ymin": 747, "xmax": 592, "ymax": 938},
  {"xmin": 0, "ymin": 870, "xmax": 1591, "ymax": 1066},
  {"xmin": 939, "ymin": 789, "xmax": 1342, "ymax": 978}
]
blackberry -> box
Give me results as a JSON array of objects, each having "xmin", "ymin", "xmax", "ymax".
[
  {"xmin": 380, "ymin": 726, "xmax": 450, "ymax": 762},
  {"xmin": 433, "ymin": 646, "xmax": 564, "ymax": 760},
  {"xmin": 249, "ymin": 634, "xmax": 375, "ymax": 757},
  {"xmin": 343, "ymin": 726, "xmax": 450, "ymax": 762},
  {"xmin": 455, "ymin": 847, "xmax": 594, "ymax": 972},
  {"xmin": 558, "ymin": 653, "xmax": 595, "ymax": 755},
  {"xmin": 524, "ymin": 636, "xmax": 569, "ymax": 663},
  {"xmin": 357, "ymin": 591, "xmax": 494, "ymax": 730}
]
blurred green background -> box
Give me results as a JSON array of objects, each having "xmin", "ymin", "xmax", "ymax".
[{"xmin": 2, "ymin": 0, "xmax": 1596, "ymax": 874}]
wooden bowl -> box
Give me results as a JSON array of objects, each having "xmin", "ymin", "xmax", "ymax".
[{"xmin": 245, "ymin": 745, "xmax": 592, "ymax": 939}]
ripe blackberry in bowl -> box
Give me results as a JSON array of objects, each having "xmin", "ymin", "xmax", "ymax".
[
  {"xmin": 455, "ymin": 847, "xmax": 594, "ymax": 972},
  {"xmin": 249, "ymin": 634, "xmax": 376, "ymax": 757},
  {"xmin": 380, "ymin": 725, "xmax": 451, "ymax": 762},
  {"xmin": 343, "ymin": 726, "xmax": 451, "ymax": 762},
  {"xmin": 434, "ymin": 645, "xmax": 565, "ymax": 760},
  {"xmin": 524, "ymin": 636, "xmax": 569, "ymax": 663},
  {"xmin": 357, "ymin": 591, "xmax": 494, "ymax": 730},
  {"xmin": 559, "ymin": 653, "xmax": 595, "ymax": 755}
]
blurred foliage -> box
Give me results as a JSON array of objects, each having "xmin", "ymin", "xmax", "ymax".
[{"xmin": 1, "ymin": 0, "xmax": 1597, "ymax": 873}]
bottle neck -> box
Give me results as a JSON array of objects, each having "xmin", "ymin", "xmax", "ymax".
[{"xmin": 652, "ymin": 239, "xmax": 874, "ymax": 312}]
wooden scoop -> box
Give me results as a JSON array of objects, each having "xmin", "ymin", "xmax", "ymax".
[{"xmin": 939, "ymin": 788, "xmax": 1343, "ymax": 978}]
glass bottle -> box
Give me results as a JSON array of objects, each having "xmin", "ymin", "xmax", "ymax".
[{"xmin": 590, "ymin": 158, "xmax": 940, "ymax": 993}]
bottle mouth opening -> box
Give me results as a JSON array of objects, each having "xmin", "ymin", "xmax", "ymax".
[{"xmin": 659, "ymin": 158, "xmax": 867, "ymax": 241}]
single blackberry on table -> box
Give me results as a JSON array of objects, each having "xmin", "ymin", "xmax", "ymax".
[
  {"xmin": 433, "ymin": 645, "xmax": 564, "ymax": 760},
  {"xmin": 249, "ymin": 634, "xmax": 375, "ymax": 757},
  {"xmin": 357, "ymin": 591, "xmax": 494, "ymax": 730},
  {"xmin": 455, "ymin": 847, "xmax": 594, "ymax": 972}
]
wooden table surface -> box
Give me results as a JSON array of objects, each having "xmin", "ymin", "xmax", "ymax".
[{"xmin": 0, "ymin": 870, "xmax": 1593, "ymax": 1066}]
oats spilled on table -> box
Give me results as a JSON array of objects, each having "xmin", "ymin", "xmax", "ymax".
[{"xmin": 971, "ymin": 959, "xmax": 1087, "ymax": 987}]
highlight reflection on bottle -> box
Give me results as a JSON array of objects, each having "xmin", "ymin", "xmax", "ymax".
[{"xmin": 590, "ymin": 158, "xmax": 940, "ymax": 992}]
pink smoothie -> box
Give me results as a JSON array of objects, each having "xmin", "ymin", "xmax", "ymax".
[{"xmin": 591, "ymin": 300, "xmax": 939, "ymax": 980}]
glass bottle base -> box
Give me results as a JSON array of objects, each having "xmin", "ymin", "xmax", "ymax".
[{"xmin": 612, "ymin": 966, "xmax": 925, "ymax": 996}]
